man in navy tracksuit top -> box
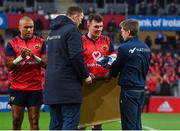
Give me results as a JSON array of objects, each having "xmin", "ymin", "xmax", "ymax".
[
  {"xmin": 44, "ymin": 6, "xmax": 92, "ymax": 130},
  {"xmin": 110, "ymin": 19, "xmax": 151, "ymax": 130}
]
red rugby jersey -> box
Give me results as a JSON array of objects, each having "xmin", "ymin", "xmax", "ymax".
[
  {"xmin": 5, "ymin": 35, "xmax": 46, "ymax": 91},
  {"xmin": 82, "ymin": 34, "xmax": 115, "ymax": 77}
]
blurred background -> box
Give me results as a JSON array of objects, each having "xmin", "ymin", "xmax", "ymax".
[{"xmin": 0, "ymin": 0, "xmax": 180, "ymax": 125}]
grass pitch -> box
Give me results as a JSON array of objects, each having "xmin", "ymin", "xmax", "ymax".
[{"xmin": 0, "ymin": 112, "xmax": 180, "ymax": 130}]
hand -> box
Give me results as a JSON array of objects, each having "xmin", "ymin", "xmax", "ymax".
[
  {"xmin": 89, "ymin": 73, "xmax": 95, "ymax": 79},
  {"xmin": 85, "ymin": 75, "xmax": 92, "ymax": 84},
  {"xmin": 21, "ymin": 48, "xmax": 27, "ymax": 58},
  {"xmin": 21, "ymin": 47, "xmax": 34, "ymax": 58}
]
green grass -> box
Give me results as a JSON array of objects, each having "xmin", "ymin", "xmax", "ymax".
[{"xmin": 0, "ymin": 112, "xmax": 180, "ymax": 130}]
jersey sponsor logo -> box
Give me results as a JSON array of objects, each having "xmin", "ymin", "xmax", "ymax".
[
  {"xmin": 92, "ymin": 51, "xmax": 101, "ymax": 61},
  {"xmin": 34, "ymin": 44, "xmax": 40, "ymax": 49},
  {"xmin": 102, "ymin": 45, "xmax": 108, "ymax": 50},
  {"xmin": 87, "ymin": 63, "xmax": 101, "ymax": 67},
  {"xmin": 19, "ymin": 61, "xmax": 39, "ymax": 65}
]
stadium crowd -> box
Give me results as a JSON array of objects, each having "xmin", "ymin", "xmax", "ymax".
[
  {"xmin": 147, "ymin": 51, "xmax": 180, "ymax": 96},
  {"xmin": 0, "ymin": 35, "xmax": 9, "ymax": 93},
  {"xmin": 76, "ymin": 0, "xmax": 180, "ymax": 16}
]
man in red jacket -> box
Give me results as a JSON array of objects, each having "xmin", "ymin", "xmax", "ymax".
[
  {"xmin": 5, "ymin": 16, "xmax": 47, "ymax": 130},
  {"xmin": 82, "ymin": 13, "xmax": 116, "ymax": 130}
]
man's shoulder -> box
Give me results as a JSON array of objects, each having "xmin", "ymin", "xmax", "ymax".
[
  {"xmin": 100, "ymin": 35, "xmax": 110, "ymax": 41},
  {"xmin": 119, "ymin": 41, "xmax": 136, "ymax": 54},
  {"xmin": 9, "ymin": 36, "xmax": 19, "ymax": 44},
  {"xmin": 33, "ymin": 35, "xmax": 44, "ymax": 43},
  {"xmin": 119, "ymin": 42, "xmax": 131, "ymax": 49},
  {"xmin": 64, "ymin": 23, "xmax": 77, "ymax": 31}
]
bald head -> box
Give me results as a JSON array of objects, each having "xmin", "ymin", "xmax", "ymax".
[
  {"xmin": 18, "ymin": 16, "xmax": 34, "ymax": 39},
  {"xmin": 19, "ymin": 16, "xmax": 33, "ymax": 26}
]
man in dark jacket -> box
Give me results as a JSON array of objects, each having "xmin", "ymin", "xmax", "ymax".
[
  {"xmin": 44, "ymin": 6, "xmax": 92, "ymax": 130},
  {"xmin": 110, "ymin": 19, "xmax": 151, "ymax": 130}
]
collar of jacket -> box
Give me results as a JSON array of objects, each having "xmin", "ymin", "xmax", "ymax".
[
  {"xmin": 125, "ymin": 36, "xmax": 138, "ymax": 42},
  {"xmin": 50, "ymin": 15, "xmax": 75, "ymax": 30}
]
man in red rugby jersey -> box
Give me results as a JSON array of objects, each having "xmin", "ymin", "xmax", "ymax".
[
  {"xmin": 5, "ymin": 16, "xmax": 47, "ymax": 130},
  {"xmin": 81, "ymin": 13, "xmax": 116, "ymax": 130}
]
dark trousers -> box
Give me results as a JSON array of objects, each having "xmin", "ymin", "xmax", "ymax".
[
  {"xmin": 49, "ymin": 103, "xmax": 81, "ymax": 130},
  {"xmin": 120, "ymin": 88, "xmax": 145, "ymax": 130}
]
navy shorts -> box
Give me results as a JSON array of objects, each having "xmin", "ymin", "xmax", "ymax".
[{"xmin": 8, "ymin": 89, "xmax": 43, "ymax": 107}]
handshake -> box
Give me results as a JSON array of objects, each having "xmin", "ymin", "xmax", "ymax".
[{"xmin": 97, "ymin": 54, "xmax": 117, "ymax": 69}]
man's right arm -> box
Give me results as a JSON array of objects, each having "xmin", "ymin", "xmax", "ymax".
[
  {"xmin": 110, "ymin": 47, "xmax": 125, "ymax": 77},
  {"xmin": 66, "ymin": 28, "xmax": 92, "ymax": 84},
  {"xmin": 5, "ymin": 43, "xmax": 25, "ymax": 71}
]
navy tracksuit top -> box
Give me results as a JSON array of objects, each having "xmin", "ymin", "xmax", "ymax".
[{"xmin": 110, "ymin": 37, "xmax": 151, "ymax": 90}]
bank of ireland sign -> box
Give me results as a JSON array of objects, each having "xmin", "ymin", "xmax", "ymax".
[{"xmin": 128, "ymin": 16, "xmax": 180, "ymax": 31}]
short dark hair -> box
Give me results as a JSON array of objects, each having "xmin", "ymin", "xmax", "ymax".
[
  {"xmin": 88, "ymin": 13, "xmax": 103, "ymax": 23},
  {"xmin": 66, "ymin": 6, "xmax": 83, "ymax": 16},
  {"xmin": 120, "ymin": 19, "xmax": 139, "ymax": 36}
]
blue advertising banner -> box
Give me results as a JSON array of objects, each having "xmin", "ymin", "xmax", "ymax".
[
  {"xmin": 127, "ymin": 16, "xmax": 180, "ymax": 31},
  {"xmin": 0, "ymin": 95, "xmax": 11, "ymax": 112},
  {"xmin": 0, "ymin": 14, "xmax": 7, "ymax": 29},
  {"xmin": 0, "ymin": 95, "xmax": 49, "ymax": 112}
]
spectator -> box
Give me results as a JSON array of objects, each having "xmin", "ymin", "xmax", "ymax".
[
  {"xmin": 174, "ymin": 35, "xmax": 180, "ymax": 49},
  {"xmin": 127, "ymin": 0, "xmax": 137, "ymax": 15},
  {"xmin": 37, "ymin": 6, "xmax": 44, "ymax": 15},
  {"xmin": 147, "ymin": 73, "xmax": 158, "ymax": 95},
  {"xmin": 168, "ymin": 1, "xmax": 177, "ymax": 15},
  {"xmin": 106, "ymin": 18, "xmax": 117, "ymax": 43},
  {"xmin": 145, "ymin": 35, "xmax": 152, "ymax": 48},
  {"xmin": 138, "ymin": 1, "xmax": 148, "ymax": 15},
  {"xmin": 161, "ymin": 35, "xmax": 171, "ymax": 51},
  {"xmin": 155, "ymin": 32, "xmax": 165, "ymax": 46},
  {"xmin": 5, "ymin": 4, "xmax": 17, "ymax": 14},
  {"xmin": 86, "ymin": 6, "xmax": 96, "ymax": 15},
  {"xmin": 150, "ymin": 0, "xmax": 159, "ymax": 15},
  {"xmin": 16, "ymin": 7, "xmax": 25, "ymax": 14}
]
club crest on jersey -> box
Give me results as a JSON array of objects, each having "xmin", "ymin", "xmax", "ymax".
[
  {"xmin": 34, "ymin": 44, "xmax": 40, "ymax": 49},
  {"xmin": 102, "ymin": 45, "xmax": 108, "ymax": 50},
  {"xmin": 92, "ymin": 51, "xmax": 101, "ymax": 60}
]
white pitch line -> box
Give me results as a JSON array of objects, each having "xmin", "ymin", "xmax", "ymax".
[
  {"xmin": 142, "ymin": 125, "xmax": 158, "ymax": 131},
  {"xmin": 119, "ymin": 121, "xmax": 158, "ymax": 131}
]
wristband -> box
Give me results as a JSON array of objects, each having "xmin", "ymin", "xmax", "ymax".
[
  {"xmin": 13, "ymin": 55, "xmax": 23, "ymax": 65},
  {"xmin": 33, "ymin": 55, "xmax": 42, "ymax": 63}
]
